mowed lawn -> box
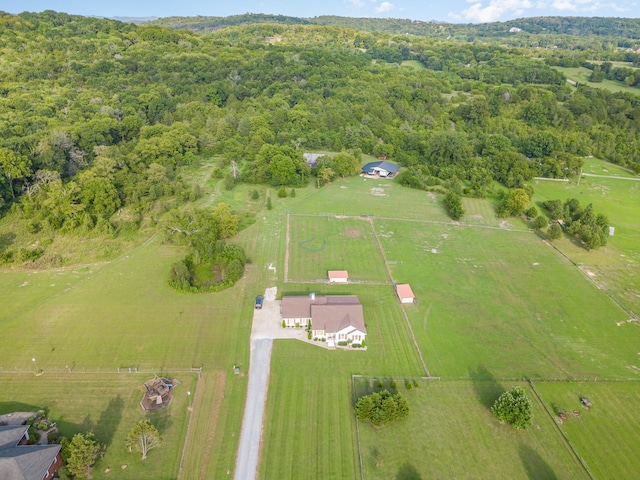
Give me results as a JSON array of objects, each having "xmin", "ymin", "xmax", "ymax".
[
  {"xmin": 357, "ymin": 380, "xmax": 588, "ymax": 480},
  {"xmin": 374, "ymin": 219, "xmax": 637, "ymax": 379},
  {"xmin": 260, "ymin": 285, "xmax": 425, "ymax": 478},
  {"xmin": 0, "ymin": 373, "xmax": 195, "ymax": 480},
  {"xmin": 534, "ymin": 381, "xmax": 640, "ymax": 479},
  {"xmin": 287, "ymin": 215, "xmax": 388, "ymax": 282},
  {"xmin": 0, "ymin": 239, "xmax": 253, "ymax": 371}
]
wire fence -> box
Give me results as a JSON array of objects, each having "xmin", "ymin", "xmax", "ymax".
[{"xmin": 0, "ymin": 366, "xmax": 203, "ymax": 375}]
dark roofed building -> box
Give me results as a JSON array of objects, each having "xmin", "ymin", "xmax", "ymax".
[
  {"xmin": 281, "ymin": 295, "xmax": 366, "ymax": 348},
  {"xmin": 0, "ymin": 425, "xmax": 62, "ymax": 480},
  {"xmin": 362, "ymin": 161, "xmax": 400, "ymax": 178}
]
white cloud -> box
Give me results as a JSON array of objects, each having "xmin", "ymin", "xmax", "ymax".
[
  {"xmin": 376, "ymin": 2, "xmax": 395, "ymax": 12},
  {"xmin": 457, "ymin": 0, "xmax": 532, "ymax": 22},
  {"xmin": 345, "ymin": 0, "xmax": 366, "ymax": 7}
]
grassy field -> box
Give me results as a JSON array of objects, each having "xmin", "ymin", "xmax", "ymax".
[
  {"xmin": 287, "ymin": 214, "xmax": 388, "ymax": 282},
  {"xmin": 2, "ymin": 155, "xmax": 639, "ymax": 479},
  {"xmin": 0, "ymin": 373, "xmax": 195, "ymax": 479},
  {"xmin": 531, "ymin": 169, "xmax": 640, "ymax": 314},
  {"xmin": 375, "ymin": 219, "xmax": 636, "ymax": 379},
  {"xmin": 356, "ymin": 379, "xmax": 588, "ymax": 479},
  {"xmin": 260, "ymin": 284, "xmax": 424, "ymax": 479},
  {"xmin": 534, "ymin": 381, "xmax": 640, "ymax": 479},
  {"xmin": 552, "ymin": 66, "xmax": 640, "ymax": 95}
]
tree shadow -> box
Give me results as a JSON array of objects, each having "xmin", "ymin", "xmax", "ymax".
[
  {"xmin": 469, "ymin": 365, "xmax": 504, "ymax": 410},
  {"xmin": 147, "ymin": 408, "xmax": 172, "ymax": 435},
  {"xmin": 95, "ymin": 395, "xmax": 124, "ymax": 447},
  {"xmin": 396, "ymin": 463, "xmax": 422, "ymax": 480},
  {"xmin": 519, "ymin": 444, "xmax": 558, "ymax": 480}
]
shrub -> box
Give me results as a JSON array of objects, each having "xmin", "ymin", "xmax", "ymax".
[
  {"xmin": 282, "ymin": 320, "xmax": 286, "ymax": 328},
  {"xmin": 338, "ymin": 340, "xmax": 348, "ymax": 346},
  {"xmin": 413, "ymin": 380, "xmax": 419, "ymax": 388},
  {"xmin": 290, "ymin": 189, "xmax": 296, "ymax": 197},
  {"xmin": 251, "ymin": 189, "xmax": 259, "ymax": 200},
  {"xmin": 354, "ymin": 390, "xmax": 410, "ymax": 426},
  {"xmin": 266, "ymin": 198, "xmax": 272, "ymax": 210},
  {"xmin": 405, "ymin": 381, "xmax": 413, "ymax": 390},
  {"xmin": 391, "ymin": 380, "xmax": 397, "ymax": 389},
  {"xmin": 277, "ymin": 188, "xmax": 287, "ymax": 198},
  {"xmin": 307, "ymin": 331, "xmax": 312, "ymax": 340}
]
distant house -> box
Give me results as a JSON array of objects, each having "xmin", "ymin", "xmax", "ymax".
[
  {"xmin": 303, "ymin": 153, "xmax": 323, "ymax": 169},
  {"xmin": 362, "ymin": 160, "xmax": 400, "ymax": 178},
  {"xmin": 328, "ymin": 270, "xmax": 349, "ymax": 283},
  {"xmin": 0, "ymin": 425, "xmax": 62, "ymax": 480},
  {"xmin": 281, "ymin": 294, "xmax": 366, "ymax": 348},
  {"xmin": 396, "ymin": 284, "xmax": 415, "ymax": 304},
  {"xmin": 509, "ymin": 27, "xmax": 522, "ymax": 33}
]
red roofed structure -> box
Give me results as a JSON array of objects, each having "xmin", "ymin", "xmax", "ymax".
[{"xmin": 396, "ymin": 284, "xmax": 415, "ymax": 304}]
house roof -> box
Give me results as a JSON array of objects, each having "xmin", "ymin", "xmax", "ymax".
[
  {"xmin": 0, "ymin": 426, "xmax": 28, "ymax": 450},
  {"xmin": 362, "ymin": 161, "xmax": 400, "ymax": 175},
  {"xmin": 282, "ymin": 296, "xmax": 365, "ymax": 334},
  {"xmin": 396, "ymin": 284, "xmax": 415, "ymax": 299},
  {"xmin": 311, "ymin": 302, "xmax": 366, "ymax": 335},
  {"xmin": 281, "ymin": 295, "xmax": 360, "ymax": 319},
  {"xmin": 328, "ymin": 270, "xmax": 348, "ymax": 280},
  {"xmin": 0, "ymin": 426, "xmax": 61, "ymax": 480}
]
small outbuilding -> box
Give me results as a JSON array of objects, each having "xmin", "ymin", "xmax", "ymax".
[
  {"xmin": 328, "ymin": 270, "xmax": 349, "ymax": 283},
  {"xmin": 396, "ymin": 284, "xmax": 415, "ymax": 304}
]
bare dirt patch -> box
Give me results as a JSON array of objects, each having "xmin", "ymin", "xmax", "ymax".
[
  {"xmin": 344, "ymin": 228, "xmax": 362, "ymax": 238},
  {"xmin": 370, "ymin": 187, "xmax": 386, "ymax": 197}
]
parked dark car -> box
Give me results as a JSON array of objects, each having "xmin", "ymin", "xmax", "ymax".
[{"xmin": 255, "ymin": 295, "xmax": 263, "ymax": 309}]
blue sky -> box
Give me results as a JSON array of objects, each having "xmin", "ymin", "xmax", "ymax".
[{"xmin": 2, "ymin": 0, "xmax": 639, "ymax": 24}]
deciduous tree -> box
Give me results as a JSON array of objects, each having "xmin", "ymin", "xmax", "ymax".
[
  {"xmin": 491, "ymin": 386, "xmax": 533, "ymax": 429},
  {"xmin": 126, "ymin": 419, "xmax": 162, "ymax": 460}
]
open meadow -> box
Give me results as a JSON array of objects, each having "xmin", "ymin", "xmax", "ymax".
[
  {"xmin": 534, "ymin": 381, "xmax": 640, "ymax": 479},
  {"xmin": 531, "ymin": 167, "xmax": 640, "ymax": 314},
  {"xmin": 1, "ymin": 157, "xmax": 638, "ymax": 479},
  {"xmin": 287, "ymin": 214, "xmax": 388, "ymax": 283},
  {"xmin": 257, "ymin": 170, "xmax": 639, "ymax": 478},
  {"xmin": 552, "ymin": 66, "xmax": 640, "ymax": 95},
  {"xmin": 355, "ymin": 378, "xmax": 588, "ymax": 479}
]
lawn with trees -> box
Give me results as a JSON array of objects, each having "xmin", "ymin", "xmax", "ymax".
[{"xmin": 0, "ymin": 10, "xmax": 639, "ymax": 480}]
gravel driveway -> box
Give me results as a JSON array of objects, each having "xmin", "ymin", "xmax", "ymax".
[{"xmin": 235, "ymin": 288, "xmax": 312, "ymax": 480}]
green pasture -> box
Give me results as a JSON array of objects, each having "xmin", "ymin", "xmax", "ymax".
[
  {"xmin": 287, "ymin": 214, "xmax": 388, "ymax": 282},
  {"xmin": 534, "ymin": 381, "xmax": 640, "ymax": 479},
  {"xmin": 356, "ymin": 379, "xmax": 588, "ymax": 480},
  {"xmin": 581, "ymin": 157, "xmax": 638, "ymax": 178},
  {"xmin": 260, "ymin": 283, "xmax": 424, "ymax": 478},
  {"xmin": 553, "ymin": 66, "xmax": 640, "ymax": 95},
  {"xmin": 288, "ymin": 175, "xmax": 451, "ymax": 222},
  {"xmin": 0, "ymin": 373, "xmax": 195, "ymax": 479},
  {"xmin": 375, "ymin": 219, "xmax": 637, "ymax": 379},
  {"xmin": 531, "ymin": 171, "xmax": 640, "ymax": 314}
]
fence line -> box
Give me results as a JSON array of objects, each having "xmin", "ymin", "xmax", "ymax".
[
  {"xmin": 527, "ymin": 379, "xmax": 595, "ymax": 479},
  {"xmin": 0, "ymin": 366, "xmax": 203, "ymax": 375}
]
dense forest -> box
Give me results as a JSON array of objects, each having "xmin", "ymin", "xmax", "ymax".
[{"xmin": 1, "ymin": 10, "xmax": 639, "ymax": 265}]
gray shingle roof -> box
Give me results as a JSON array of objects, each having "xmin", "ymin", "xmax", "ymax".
[{"xmin": 0, "ymin": 426, "xmax": 61, "ymax": 480}]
